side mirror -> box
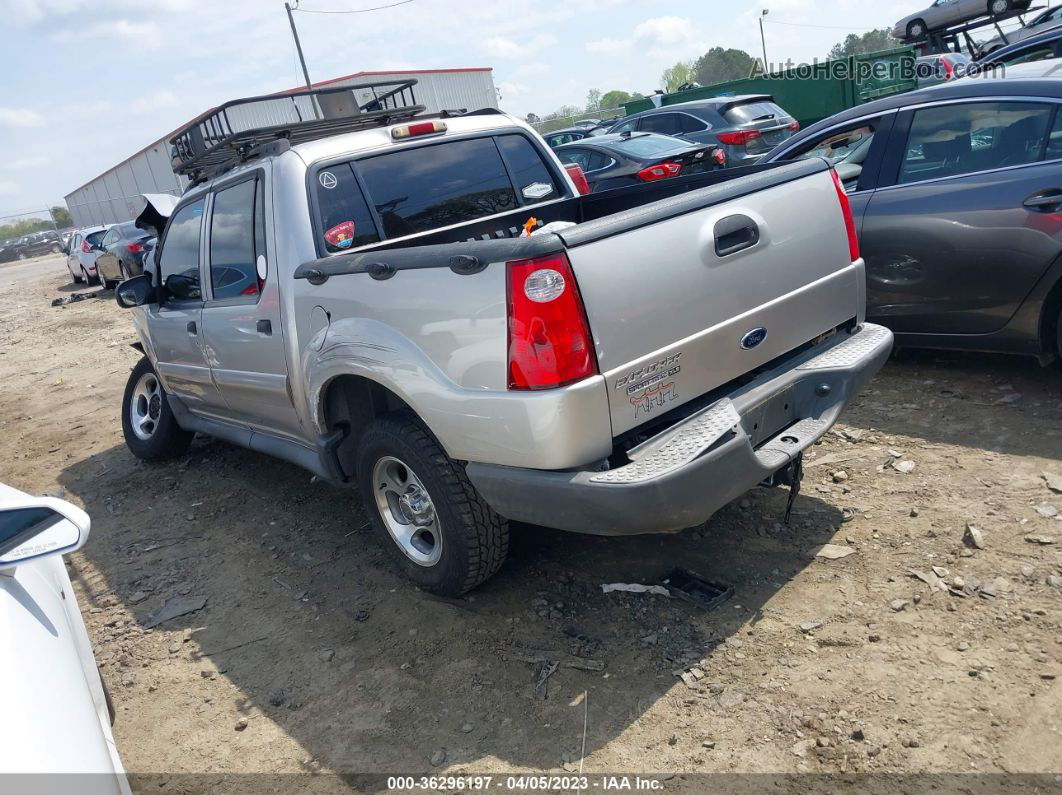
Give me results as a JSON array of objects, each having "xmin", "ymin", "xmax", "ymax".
[
  {"xmin": 164, "ymin": 272, "xmax": 200, "ymax": 301},
  {"xmin": 0, "ymin": 497, "xmax": 89, "ymax": 571},
  {"xmin": 115, "ymin": 273, "xmax": 156, "ymax": 308}
]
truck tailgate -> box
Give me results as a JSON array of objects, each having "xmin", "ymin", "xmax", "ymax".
[{"xmin": 559, "ymin": 159, "xmax": 862, "ymax": 436}]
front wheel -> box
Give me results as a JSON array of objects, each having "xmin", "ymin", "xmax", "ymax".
[
  {"xmin": 989, "ymin": 0, "xmax": 1010, "ymax": 15},
  {"xmin": 50, "ymin": 243, "xmax": 62, "ymax": 254},
  {"xmin": 907, "ymin": 18, "xmax": 926, "ymax": 39},
  {"xmin": 121, "ymin": 357, "xmax": 193, "ymax": 460},
  {"xmin": 355, "ymin": 413, "xmax": 508, "ymax": 595}
]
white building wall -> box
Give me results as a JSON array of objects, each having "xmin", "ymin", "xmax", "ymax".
[{"xmin": 64, "ymin": 69, "xmax": 496, "ymax": 228}]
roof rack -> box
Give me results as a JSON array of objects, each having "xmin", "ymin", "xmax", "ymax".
[{"xmin": 170, "ymin": 78, "xmax": 425, "ymax": 184}]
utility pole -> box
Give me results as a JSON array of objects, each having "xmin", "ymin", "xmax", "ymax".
[
  {"xmin": 285, "ymin": 2, "xmax": 320, "ymax": 118},
  {"xmin": 759, "ymin": 9, "xmax": 769, "ymax": 71}
]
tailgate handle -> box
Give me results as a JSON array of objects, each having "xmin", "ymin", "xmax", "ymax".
[{"xmin": 714, "ymin": 214, "xmax": 760, "ymax": 257}]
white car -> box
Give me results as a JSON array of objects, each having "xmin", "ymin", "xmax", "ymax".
[
  {"xmin": 0, "ymin": 483, "xmax": 129, "ymax": 793},
  {"xmin": 65, "ymin": 225, "xmax": 113, "ymax": 286}
]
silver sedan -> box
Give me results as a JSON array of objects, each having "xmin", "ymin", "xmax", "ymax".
[{"xmin": 893, "ymin": 0, "xmax": 1030, "ymax": 40}]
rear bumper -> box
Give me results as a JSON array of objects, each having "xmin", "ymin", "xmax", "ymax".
[{"xmin": 466, "ymin": 323, "xmax": 893, "ymax": 535}]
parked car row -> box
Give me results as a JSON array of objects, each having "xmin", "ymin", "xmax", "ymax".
[
  {"xmin": 0, "ymin": 230, "xmax": 66, "ymax": 262},
  {"xmin": 63, "ymin": 223, "xmax": 155, "ymax": 288}
]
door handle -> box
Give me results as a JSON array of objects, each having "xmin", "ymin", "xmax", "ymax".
[
  {"xmin": 714, "ymin": 213, "xmax": 760, "ymax": 257},
  {"xmin": 1023, "ymin": 190, "xmax": 1062, "ymax": 212},
  {"xmin": 256, "ymin": 319, "xmax": 272, "ymax": 336},
  {"xmin": 186, "ymin": 321, "xmax": 197, "ymax": 335}
]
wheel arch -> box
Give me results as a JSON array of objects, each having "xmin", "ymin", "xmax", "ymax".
[{"xmin": 319, "ymin": 373, "xmax": 418, "ymax": 480}]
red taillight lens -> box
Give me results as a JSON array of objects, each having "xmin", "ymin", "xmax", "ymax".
[
  {"xmin": 81, "ymin": 240, "xmax": 91, "ymax": 253},
  {"xmin": 941, "ymin": 57, "xmax": 955, "ymax": 80},
  {"xmin": 564, "ymin": 163, "xmax": 590, "ymax": 195},
  {"xmin": 711, "ymin": 148, "xmax": 727, "ymax": 167},
  {"xmin": 716, "ymin": 130, "xmax": 762, "ymax": 146},
  {"xmin": 506, "ymin": 252, "xmax": 597, "ymax": 390},
  {"xmin": 787, "ymin": 120, "xmax": 800, "ymax": 133},
  {"xmin": 830, "ymin": 168, "xmax": 860, "ymax": 262},
  {"xmin": 636, "ymin": 161, "xmax": 682, "ymax": 182},
  {"xmin": 126, "ymin": 243, "xmax": 143, "ymax": 254}
]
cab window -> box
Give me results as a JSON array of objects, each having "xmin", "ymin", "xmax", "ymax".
[{"xmin": 787, "ymin": 123, "xmax": 878, "ymax": 191}]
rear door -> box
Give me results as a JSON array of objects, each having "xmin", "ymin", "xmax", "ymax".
[
  {"xmin": 199, "ymin": 168, "xmax": 302, "ymax": 439},
  {"xmin": 861, "ymin": 98, "xmax": 1062, "ymax": 335},
  {"xmin": 145, "ymin": 197, "xmax": 223, "ymax": 413},
  {"xmin": 66, "ymin": 233, "xmax": 82, "ymax": 277},
  {"xmin": 561, "ymin": 160, "xmax": 862, "ymax": 435}
]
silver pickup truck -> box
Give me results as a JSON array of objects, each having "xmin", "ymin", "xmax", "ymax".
[{"xmin": 115, "ymin": 84, "xmax": 892, "ymax": 594}]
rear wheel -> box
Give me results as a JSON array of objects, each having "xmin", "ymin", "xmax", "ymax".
[
  {"xmin": 121, "ymin": 356, "xmax": 193, "ymax": 460},
  {"xmin": 50, "ymin": 243, "xmax": 62, "ymax": 254},
  {"xmin": 355, "ymin": 413, "xmax": 508, "ymax": 595},
  {"xmin": 82, "ymin": 266, "xmax": 100, "ymax": 287},
  {"xmin": 989, "ymin": 0, "xmax": 1010, "ymax": 15},
  {"xmin": 907, "ymin": 18, "xmax": 927, "ymax": 38},
  {"xmin": 17, "ymin": 251, "xmax": 26, "ymax": 261},
  {"xmin": 71, "ymin": 265, "xmax": 84, "ymax": 284}
]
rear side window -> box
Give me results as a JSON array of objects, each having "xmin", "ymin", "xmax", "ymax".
[
  {"xmin": 899, "ymin": 101, "xmax": 1053, "ymax": 184},
  {"xmin": 640, "ymin": 114, "xmax": 681, "ymax": 135},
  {"xmin": 86, "ymin": 230, "xmax": 106, "ymax": 246},
  {"xmin": 496, "ymin": 134, "xmax": 560, "ymax": 202},
  {"xmin": 722, "ymin": 101, "xmax": 788, "ymax": 125},
  {"xmin": 209, "ymin": 178, "xmax": 262, "ymax": 300},
  {"xmin": 678, "ymin": 114, "xmax": 709, "ymax": 133},
  {"xmin": 316, "ymin": 164, "xmax": 381, "ymax": 254}
]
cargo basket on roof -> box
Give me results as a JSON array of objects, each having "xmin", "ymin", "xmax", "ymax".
[{"xmin": 170, "ymin": 79, "xmax": 425, "ymax": 184}]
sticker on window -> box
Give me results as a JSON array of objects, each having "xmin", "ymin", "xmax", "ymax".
[
  {"xmin": 521, "ymin": 182, "xmax": 553, "ymax": 200},
  {"xmin": 318, "ymin": 171, "xmax": 338, "ymax": 189},
  {"xmin": 325, "ymin": 221, "xmax": 356, "ymax": 250}
]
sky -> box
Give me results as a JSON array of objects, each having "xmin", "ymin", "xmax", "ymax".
[{"xmin": 0, "ymin": 0, "xmax": 1015, "ymax": 216}]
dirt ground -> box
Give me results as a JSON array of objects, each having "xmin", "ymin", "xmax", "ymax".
[{"xmin": 2, "ymin": 258, "xmax": 1062, "ymax": 790}]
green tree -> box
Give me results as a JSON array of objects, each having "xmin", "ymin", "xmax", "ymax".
[
  {"xmin": 50, "ymin": 206, "xmax": 73, "ymax": 228},
  {"xmin": 660, "ymin": 60, "xmax": 696, "ymax": 93},
  {"xmin": 600, "ymin": 90, "xmax": 633, "ymax": 109},
  {"xmin": 692, "ymin": 47, "xmax": 756, "ymax": 86},
  {"xmin": 828, "ymin": 28, "xmax": 900, "ymax": 59},
  {"xmin": 585, "ymin": 88, "xmax": 602, "ymax": 112},
  {"xmin": 525, "ymin": 112, "xmax": 541, "ymax": 124}
]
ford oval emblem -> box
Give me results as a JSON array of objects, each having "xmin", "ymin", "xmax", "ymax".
[{"xmin": 740, "ymin": 327, "xmax": 768, "ymax": 350}]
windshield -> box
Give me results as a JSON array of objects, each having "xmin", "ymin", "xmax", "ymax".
[{"xmin": 607, "ymin": 134, "xmax": 690, "ymax": 158}]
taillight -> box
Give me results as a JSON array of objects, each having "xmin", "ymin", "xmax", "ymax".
[
  {"xmin": 636, "ymin": 162, "xmax": 682, "ymax": 182},
  {"xmin": 564, "ymin": 163, "xmax": 590, "ymax": 195},
  {"xmin": 81, "ymin": 240, "xmax": 91, "ymax": 253},
  {"xmin": 941, "ymin": 56, "xmax": 955, "ymax": 80},
  {"xmin": 390, "ymin": 120, "xmax": 447, "ymax": 139},
  {"xmin": 127, "ymin": 243, "xmax": 143, "ymax": 254},
  {"xmin": 711, "ymin": 148, "xmax": 727, "ymax": 167},
  {"xmin": 506, "ymin": 252, "xmax": 597, "ymax": 390},
  {"xmin": 716, "ymin": 130, "xmax": 762, "ymax": 146},
  {"xmin": 787, "ymin": 120, "xmax": 800, "ymax": 133},
  {"xmin": 830, "ymin": 168, "xmax": 860, "ymax": 262}
]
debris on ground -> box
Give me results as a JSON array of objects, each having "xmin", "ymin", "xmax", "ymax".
[
  {"xmin": 814, "ymin": 543, "xmax": 856, "ymax": 560},
  {"xmin": 601, "ymin": 582, "xmax": 670, "ymax": 597},
  {"xmin": 1034, "ymin": 503, "xmax": 1059, "ymax": 518},
  {"xmin": 1024, "ymin": 534, "xmax": 1056, "ymax": 545},
  {"xmin": 145, "ymin": 595, "xmax": 207, "ymax": 628},
  {"xmin": 964, "ymin": 524, "xmax": 986, "ymax": 549},
  {"xmin": 1043, "ymin": 471, "xmax": 1062, "ymax": 494}
]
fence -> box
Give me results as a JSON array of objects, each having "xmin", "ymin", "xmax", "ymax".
[
  {"xmin": 530, "ymin": 107, "xmax": 627, "ymax": 135},
  {"xmin": 0, "ymin": 209, "xmax": 64, "ymax": 242}
]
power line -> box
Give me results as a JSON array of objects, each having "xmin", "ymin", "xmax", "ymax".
[
  {"xmin": 764, "ymin": 18, "xmax": 884, "ymax": 31},
  {"xmin": 292, "ymin": 0, "xmax": 415, "ymax": 13}
]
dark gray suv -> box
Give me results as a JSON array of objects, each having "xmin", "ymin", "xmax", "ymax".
[{"xmin": 607, "ymin": 95, "xmax": 799, "ymax": 167}]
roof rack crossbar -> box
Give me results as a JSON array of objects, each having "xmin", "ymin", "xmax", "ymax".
[{"xmin": 170, "ymin": 78, "xmax": 425, "ymax": 184}]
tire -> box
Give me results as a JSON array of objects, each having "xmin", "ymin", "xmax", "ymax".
[
  {"xmin": 83, "ymin": 267, "xmax": 100, "ymax": 287},
  {"xmin": 355, "ymin": 413, "xmax": 508, "ymax": 595},
  {"xmin": 121, "ymin": 356, "xmax": 193, "ymax": 461},
  {"xmin": 71, "ymin": 266, "xmax": 84, "ymax": 284},
  {"xmin": 989, "ymin": 0, "xmax": 1010, "ymax": 15},
  {"xmin": 907, "ymin": 19, "xmax": 926, "ymax": 39},
  {"xmin": 17, "ymin": 251, "xmax": 26, "ymax": 261},
  {"xmin": 50, "ymin": 243, "xmax": 62, "ymax": 254}
]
